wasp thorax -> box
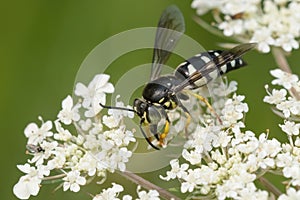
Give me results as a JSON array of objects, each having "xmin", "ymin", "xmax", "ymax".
[{"xmin": 142, "ymin": 82, "xmax": 170, "ymax": 103}]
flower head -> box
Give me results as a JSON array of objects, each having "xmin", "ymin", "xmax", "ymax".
[
  {"xmin": 192, "ymin": 0, "xmax": 300, "ymax": 52},
  {"xmin": 13, "ymin": 164, "xmax": 48, "ymax": 199},
  {"xmin": 57, "ymin": 95, "xmax": 80, "ymax": 125},
  {"xmin": 24, "ymin": 118, "xmax": 53, "ymax": 145},
  {"xmin": 75, "ymin": 74, "xmax": 114, "ymax": 117},
  {"xmin": 270, "ymin": 69, "xmax": 299, "ymax": 89},
  {"xmin": 63, "ymin": 170, "xmax": 86, "ymax": 192}
]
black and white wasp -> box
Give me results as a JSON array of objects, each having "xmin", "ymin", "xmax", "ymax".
[{"xmin": 101, "ymin": 5, "xmax": 256, "ymax": 150}]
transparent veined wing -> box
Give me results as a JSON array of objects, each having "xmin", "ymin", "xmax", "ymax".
[{"xmin": 150, "ymin": 5, "xmax": 185, "ymax": 81}]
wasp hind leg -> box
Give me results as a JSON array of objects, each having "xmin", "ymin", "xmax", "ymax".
[{"xmin": 186, "ymin": 90, "xmax": 222, "ymax": 124}]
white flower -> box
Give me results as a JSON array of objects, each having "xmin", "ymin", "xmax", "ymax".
[
  {"xmin": 275, "ymin": 34, "xmax": 299, "ymax": 52},
  {"xmin": 250, "ymin": 27, "xmax": 275, "ymax": 53},
  {"xmin": 160, "ymin": 159, "xmax": 188, "ymax": 181},
  {"xmin": 75, "ymin": 74, "xmax": 114, "ymax": 117},
  {"xmin": 212, "ymin": 80, "xmax": 238, "ymax": 97},
  {"xmin": 278, "ymin": 187, "xmax": 300, "ymax": 200},
  {"xmin": 47, "ymin": 147, "xmax": 66, "ymax": 169},
  {"xmin": 276, "ymin": 152, "xmax": 293, "ymax": 168},
  {"xmin": 276, "ymin": 98, "xmax": 300, "ymax": 118},
  {"xmin": 103, "ymin": 128, "xmax": 136, "ymax": 147},
  {"xmin": 57, "ymin": 95, "xmax": 80, "ymax": 125},
  {"xmin": 270, "ymin": 69, "xmax": 299, "ymax": 89},
  {"xmin": 136, "ymin": 185, "xmax": 160, "ymax": 200},
  {"xmin": 182, "ymin": 149, "xmax": 203, "ymax": 165},
  {"xmin": 263, "ymin": 87, "xmax": 287, "ymax": 105},
  {"xmin": 76, "ymin": 153, "xmax": 98, "ymax": 176},
  {"xmin": 93, "ymin": 183, "xmax": 124, "ymax": 200},
  {"xmin": 78, "ymin": 118, "xmax": 92, "ymax": 131},
  {"xmin": 181, "ymin": 169, "xmax": 201, "ymax": 193},
  {"xmin": 191, "ymin": 0, "xmax": 222, "ymax": 15},
  {"xmin": 218, "ymin": 19, "xmax": 244, "ymax": 37},
  {"xmin": 184, "ymin": 125, "xmax": 216, "ymax": 153},
  {"xmin": 24, "ymin": 119, "xmax": 53, "ymax": 145},
  {"xmin": 103, "ymin": 115, "xmax": 119, "ymax": 128},
  {"xmin": 89, "ymin": 121, "xmax": 103, "ymax": 135},
  {"xmin": 123, "ymin": 195, "xmax": 133, "ymax": 200},
  {"xmin": 109, "ymin": 147, "xmax": 132, "ymax": 172},
  {"xmin": 54, "ymin": 120, "xmax": 73, "ymax": 141},
  {"xmin": 295, "ymin": 137, "xmax": 300, "ymax": 147},
  {"xmin": 280, "ymin": 121, "xmax": 300, "ymax": 136},
  {"xmin": 258, "ymin": 134, "xmax": 282, "ymax": 157},
  {"xmin": 13, "ymin": 164, "xmax": 43, "ymax": 199},
  {"xmin": 212, "ymin": 130, "xmax": 232, "ymax": 148},
  {"xmin": 103, "ymin": 96, "xmax": 134, "ymax": 128},
  {"xmin": 192, "ymin": 0, "xmax": 300, "ymax": 53},
  {"xmin": 83, "ymin": 133, "xmax": 99, "ymax": 151},
  {"xmin": 13, "ymin": 175, "xmax": 41, "ymax": 199},
  {"xmin": 211, "ymin": 149, "xmax": 227, "ymax": 165},
  {"xmin": 63, "ymin": 170, "xmax": 86, "ymax": 192},
  {"xmin": 282, "ymin": 163, "xmax": 300, "ymax": 186},
  {"xmin": 221, "ymin": 95, "xmax": 248, "ymax": 126},
  {"xmin": 237, "ymin": 183, "xmax": 268, "ymax": 200}
]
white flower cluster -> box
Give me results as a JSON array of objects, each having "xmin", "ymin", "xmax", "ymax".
[
  {"xmin": 264, "ymin": 69, "xmax": 300, "ymax": 119},
  {"xmin": 13, "ymin": 74, "xmax": 136, "ymax": 199},
  {"xmin": 192, "ymin": 0, "xmax": 300, "ymax": 53},
  {"xmin": 161, "ymin": 77, "xmax": 300, "ymax": 199},
  {"xmin": 92, "ymin": 183, "xmax": 160, "ymax": 200},
  {"xmin": 264, "ymin": 69, "xmax": 300, "ymax": 199}
]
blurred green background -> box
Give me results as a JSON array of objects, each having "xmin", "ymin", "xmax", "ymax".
[{"xmin": 1, "ymin": 0, "xmax": 300, "ymax": 199}]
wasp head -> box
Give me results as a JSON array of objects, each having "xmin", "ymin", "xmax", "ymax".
[{"xmin": 133, "ymin": 98, "xmax": 149, "ymax": 118}]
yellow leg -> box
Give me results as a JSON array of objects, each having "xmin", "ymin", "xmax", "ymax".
[
  {"xmin": 186, "ymin": 91, "xmax": 222, "ymax": 124},
  {"xmin": 159, "ymin": 120, "xmax": 170, "ymax": 146}
]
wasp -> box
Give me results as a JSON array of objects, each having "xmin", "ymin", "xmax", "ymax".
[{"xmin": 100, "ymin": 5, "xmax": 256, "ymax": 150}]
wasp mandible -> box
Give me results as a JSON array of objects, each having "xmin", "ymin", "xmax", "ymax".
[{"xmin": 101, "ymin": 5, "xmax": 256, "ymax": 150}]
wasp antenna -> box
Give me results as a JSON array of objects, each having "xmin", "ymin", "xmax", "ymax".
[{"xmin": 99, "ymin": 103, "xmax": 136, "ymax": 113}]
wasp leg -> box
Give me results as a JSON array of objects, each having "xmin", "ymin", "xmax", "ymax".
[
  {"xmin": 186, "ymin": 91, "xmax": 222, "ymax": 124},
  {"xmin": 140, "ymin": 119, "xmax": 160, "ymax": 150},
  {"xmin": 158, "ymin": 117, "xmax": 170, "ymax": 147}
]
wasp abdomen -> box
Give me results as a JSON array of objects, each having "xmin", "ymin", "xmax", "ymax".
[{"xmin": 174, "ymin": 50, "xmax": 246, "ymax": 89}]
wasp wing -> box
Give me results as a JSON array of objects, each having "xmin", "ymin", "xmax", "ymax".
[
  {"xmin": 173, "ymin": 43, "xmax": 257, "ymax": 93},
  {"xmin": 150, "ymin": 5, "xmax": 185, "ymax": 81}
]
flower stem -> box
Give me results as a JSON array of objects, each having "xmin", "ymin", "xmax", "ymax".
[
  {"xmin": 42, "ymin": 173, "xmax": 66, "ymax": 181},
  {"xmin": 118, "ymin": 170, "xmax": 180, "ymax": 200},
  {"xmin": 272, "ymin": 47, "xmax": 291, "ymax": 73},
  {"xmin": 258, "ymin": 176, "xmax": 282, "ymax": 197}
]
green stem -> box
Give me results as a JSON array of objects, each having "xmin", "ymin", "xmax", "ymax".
[
  {"xmin": 118, "ymin": 170, "xmax": 181, "ymax": 200},
  {"xmin": 258, "ymin": 176, "xmax": 282, "ymax": 197},
  {"xmin": 42, "ymin": 173, "xmax": 66, "ymax": 181}
]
